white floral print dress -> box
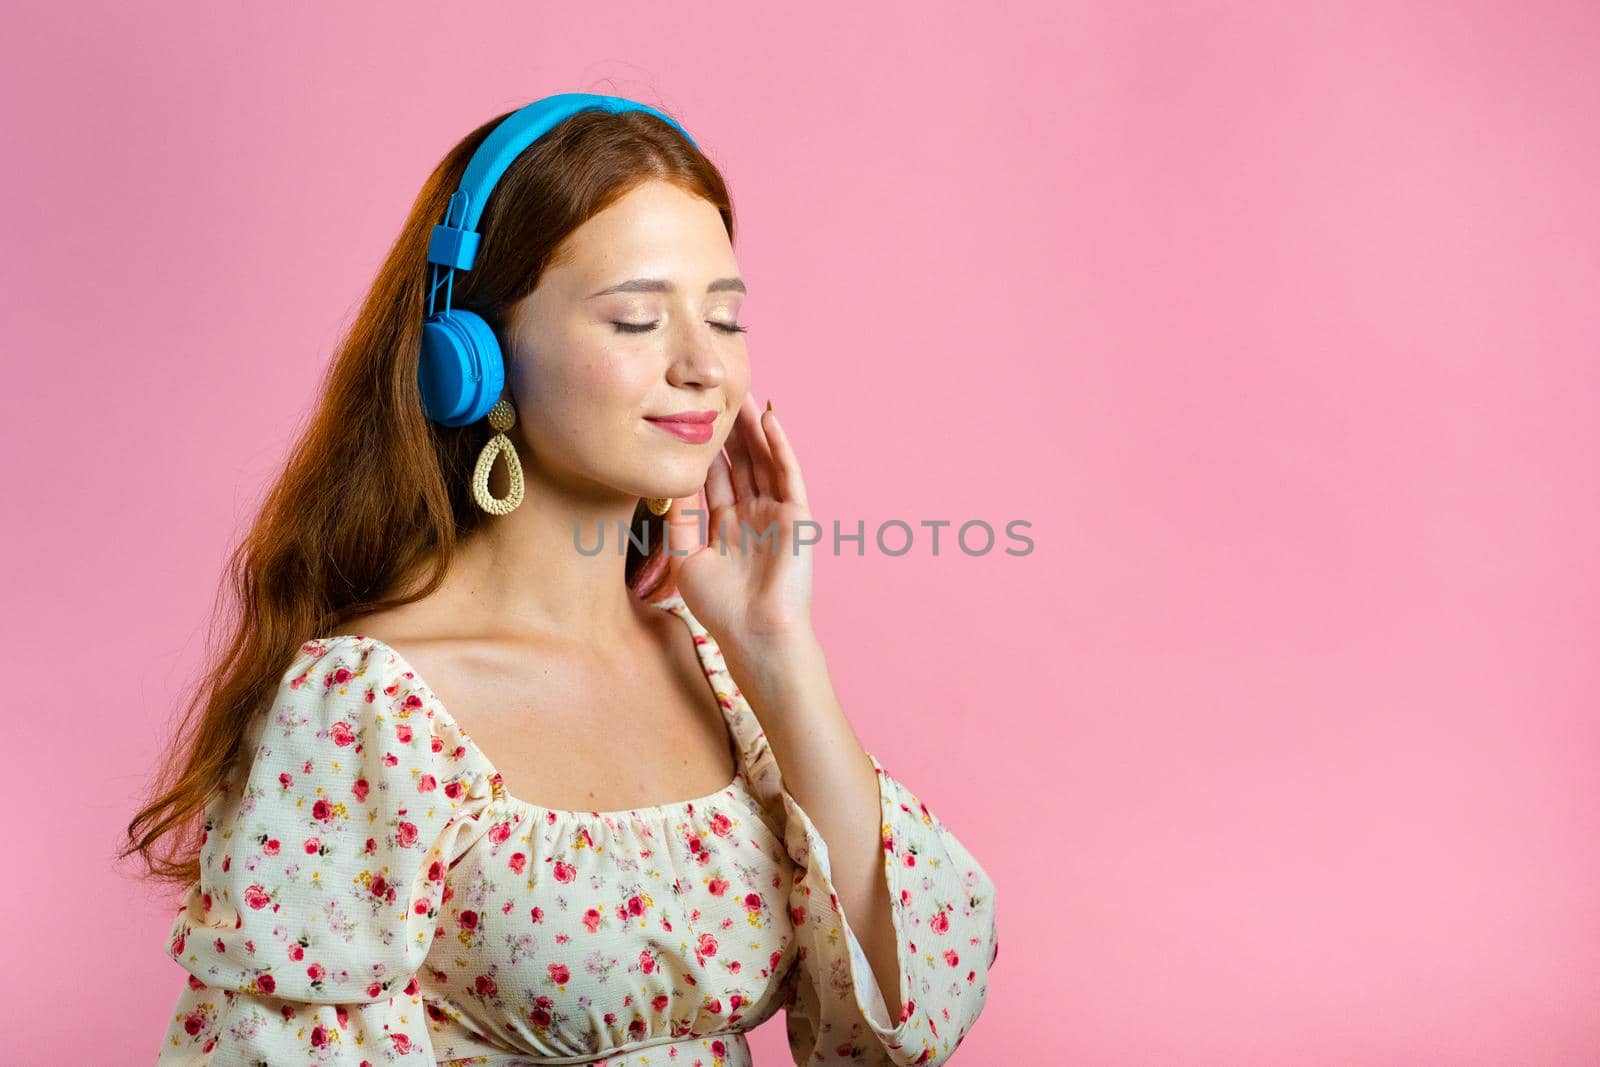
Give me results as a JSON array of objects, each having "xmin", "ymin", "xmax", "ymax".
[{"xmin": 155, "ymin": 592, "xmax": 999, "ymax": 1065}]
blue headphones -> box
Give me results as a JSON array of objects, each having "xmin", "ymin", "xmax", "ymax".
[{"xmin": 418, "ymin": 93, "xmax": 700, "ymax": 427}]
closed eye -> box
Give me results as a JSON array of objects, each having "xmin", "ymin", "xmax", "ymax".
[{"xmin": 612, "ymin": 321, "xmax": 748, "ymax": 335}]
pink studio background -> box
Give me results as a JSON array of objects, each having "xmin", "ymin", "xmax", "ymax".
[{"xmin": 0, "ymin": 1, "xmax": 1595, "ymax": 1063}]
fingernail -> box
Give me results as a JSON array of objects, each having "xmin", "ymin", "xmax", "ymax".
[{"xmin": 766, "ymin": 399, "xmax": 774, "ymax": 413}]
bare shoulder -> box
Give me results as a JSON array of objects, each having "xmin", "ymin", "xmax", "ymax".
[
  {"xmin": 335, "ymin": 605, "xmax": 581, "ymax": 726},
  {"xmin": 331, "ymin": 599, "xmax": 735, "ymax": 809}
]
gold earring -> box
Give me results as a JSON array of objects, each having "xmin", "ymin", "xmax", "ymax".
[
  {"xmin": 472, "ymin": 399, "xmax": 525, "ymax": 515},
  {"xmin": 646, "ymin": 496, "xmax": 672, "ymax": 516}
]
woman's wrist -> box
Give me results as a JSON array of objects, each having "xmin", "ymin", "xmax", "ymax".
[{"xmin": 721, "ymin": 627, "xmax": 832, "ymax": 718}]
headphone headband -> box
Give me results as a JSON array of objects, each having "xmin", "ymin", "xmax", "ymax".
[{"xmin": 426, "ymin": 92, "xmax": 698, "ymax": 273}]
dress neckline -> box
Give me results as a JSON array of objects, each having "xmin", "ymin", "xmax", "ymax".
[{"xmin": 310, "ymin": 592, "xmax": 749, "ymax": 822}]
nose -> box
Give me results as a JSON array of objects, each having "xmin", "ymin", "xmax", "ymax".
[{"xmin": 665, "ymin": 322, "xmax": 728, "ymax": 389}]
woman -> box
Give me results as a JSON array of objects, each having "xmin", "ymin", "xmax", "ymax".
[{"xmin": 126, "ymin": 93, "xmax": 998, "ymax": 1066}]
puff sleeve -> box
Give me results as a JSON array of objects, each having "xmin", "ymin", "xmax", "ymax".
[
  {"xmin": 154, "ymin": 636, "xmax": 494, "ymax": 1065},
  {"xmin": 781, "ymin": 753, "xmax": 999, "ymax": 1066}
]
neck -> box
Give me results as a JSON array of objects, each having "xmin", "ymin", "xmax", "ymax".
[{"xmin": 444, "ymin": 476, "xmax": 659, "ymax": 643}]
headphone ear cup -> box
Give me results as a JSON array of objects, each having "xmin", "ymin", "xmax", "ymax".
[{"xmin": 419, "ymin": 309, "xmax": 508, "ymax": 426}]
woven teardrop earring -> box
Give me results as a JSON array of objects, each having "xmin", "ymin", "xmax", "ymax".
[
  {"xmin": 471, "ymin": 399, "xmax": 526, "ymax": 515},
  {"xmin": 646, "ymin": 496, "xmax": 672, "ymax": 516}
]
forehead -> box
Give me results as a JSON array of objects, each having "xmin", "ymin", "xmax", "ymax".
[{"xmin": 554, "ymin": 181, "xmax": 732, "ymax": 277}]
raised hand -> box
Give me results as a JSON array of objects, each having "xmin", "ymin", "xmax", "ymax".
[{"xmin": 663, "ymin": 392, "xmax": 815, "ymax": 648}]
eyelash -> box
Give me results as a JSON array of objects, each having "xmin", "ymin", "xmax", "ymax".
[{"xmin": 611, "ymin": 321, "xmax": 748, "ymax": 335}]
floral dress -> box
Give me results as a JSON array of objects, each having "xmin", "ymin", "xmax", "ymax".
[{"xmin": 155, "ymin": 592, "xmax": 999, "ymax": 1065}]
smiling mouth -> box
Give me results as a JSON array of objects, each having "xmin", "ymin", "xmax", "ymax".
[{"xmin": 644, "ymin": 415, "xmax": 716, "ymax": 443}]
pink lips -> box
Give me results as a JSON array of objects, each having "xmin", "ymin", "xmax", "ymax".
[{"xmin": 645, "ymin": 410, "xmax": 717, "ymax": 444}]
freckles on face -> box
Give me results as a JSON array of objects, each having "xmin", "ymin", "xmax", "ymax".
[
  {"xmin": 574, "ymin": 340, "xmax": 661, "ymax": 422},
  {"xmin": 512, "ymin": 333, "xmax": 654, "ymax": 459},
  {"xmin": 525, "ymin": 299, "xmax": 688, "ymax": 416}
]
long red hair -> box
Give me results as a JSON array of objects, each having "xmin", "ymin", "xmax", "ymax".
[{"xmin": 122, "ymin": 100, "xmax": 735, "ymax": 889}]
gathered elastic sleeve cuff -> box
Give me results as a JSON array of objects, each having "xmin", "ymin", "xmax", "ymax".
[
  {"xmin": 780, "ymin": 752, "xmax": 999, "ymax": 1066},
  {"xmin": 155, "ymin": 636, "xmax": 495, "ymax": 1064}
]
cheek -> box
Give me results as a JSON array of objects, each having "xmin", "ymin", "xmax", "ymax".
[
  {"xmin": 516, "ymin": 341, "xmax": 643, "ymax": 408},
  {"xmin": 723, "ymin": 355, "xmax": 752, "ymax": 404},
  {"xmin": 572, "ymin": 347, "xmax": 656, "ymax": 406}
]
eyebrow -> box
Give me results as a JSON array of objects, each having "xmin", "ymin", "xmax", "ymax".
[{"xmin": 587, "ymin": 277, "xmax": 747, "ymax": 298}]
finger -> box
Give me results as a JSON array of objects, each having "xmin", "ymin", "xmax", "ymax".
[
  {"xmin": 761, "ymin": 403, "xmax": 809, "ymax": 508},
  {"xmin": 725, "ymin": 395, "xmax": 760, "ymax": 499},
  {"xmin": 705, "ymin": 448, "xmax": 736, "ymax": 534},
  {"xmin": 664, "ymin": 492, "xmax": 703, "ymax": 558},
  {"xmin": 734, "ymin": 392, "xmax": 777, "ymax": 497}
]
